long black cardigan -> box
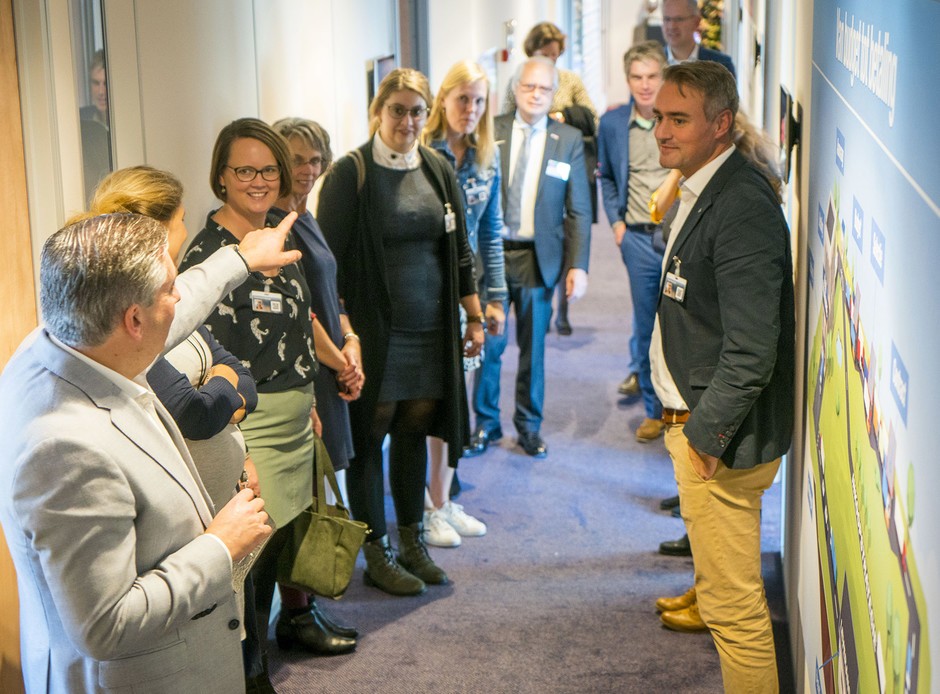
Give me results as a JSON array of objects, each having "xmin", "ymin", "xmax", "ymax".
[{"xmin": 316, "ymin": 141, "xmax": 477, "ymax": 467}]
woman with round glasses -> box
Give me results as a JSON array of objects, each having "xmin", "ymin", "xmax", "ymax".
[
  {"xmin": 180, "ymin": 118, "xmax": 355, "ymax": 657},
  {"xmin": 317, "ymin": 68, "xmax": 484, "ymax": 597},
  {"xmin": 419, "ymin": 60, "xmax": 506, "ymax": 549}
]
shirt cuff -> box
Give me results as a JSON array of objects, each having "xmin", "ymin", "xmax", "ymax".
[{"xmin": 204, "ymin": 532, "xmax": 234, "ymax": 573}]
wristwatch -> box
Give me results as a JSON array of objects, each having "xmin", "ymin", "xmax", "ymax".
[{"xmin": 466, "ymin": 312, "xmax": 485, "ymax": 324}]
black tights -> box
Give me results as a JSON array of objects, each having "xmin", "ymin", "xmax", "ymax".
[{"xmin": 346, "ymin": 398, "xmax": 439, "ymax": 540}]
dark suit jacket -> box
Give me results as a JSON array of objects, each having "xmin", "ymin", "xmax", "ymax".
[
  {"xmin": 658, "ymin": 149, "xmax": 794, "ymax": 469},
  {"xmin": 495, "ymin": 114, "xmax": 592, "ymax": 287},
  {"xmin": 597, "ymin": 101, "xmax": 633, "ymax": 227},
  {"xmin": 698, "ymin": 46, "xmax": 736, "ymax": 79}
]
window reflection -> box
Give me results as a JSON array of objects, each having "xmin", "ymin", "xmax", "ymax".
[{"xmin": 74, "ymin": 0, "xmax": 112, "ymax": 202}]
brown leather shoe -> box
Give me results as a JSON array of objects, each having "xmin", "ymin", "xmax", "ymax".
[
  {"xmin": 636, "ymin": 417, "xmax": 665, "ymax": 442},
  {"xmin": 655, "ymin": 586, "xmax": 696, "ymax": 613},
  {"xmin": 660, "ymin": 603, "xmax": 708, "ymax": 632}
]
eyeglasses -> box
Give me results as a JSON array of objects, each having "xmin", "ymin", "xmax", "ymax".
[
  {"xmin": 663, "ymin": 15, "xmax": 697, "ymax": 25},
  {"xmin": 518, "ymin": 82, "xmax": 554, "ymax": 96},
  {"xmin": 293, "ymin": 156, "xmax": 323, "ymax": 168},
  {"xmin": 225, "ymin": 165, "xmax": 281, "ymax": 182},
  {"xmin": 385, "ymin": 103, "xmax": 429, "ymax": 120}
]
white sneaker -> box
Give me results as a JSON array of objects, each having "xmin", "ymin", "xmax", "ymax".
[
  {"xmin": 423, "ymin": 510, "xmax": 461, "ymax": 547},
  {"xmin": 438, "ymin": 501, "xmax": 487, "ymax": 537}
]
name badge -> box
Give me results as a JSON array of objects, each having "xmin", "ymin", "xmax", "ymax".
[
  {"xmin": 545, "ymin": 159, "xmax": 571, "ymax": 181},
  {"xmin": 444, "ymin": 202, "xmax": 456, "ymax": 233},
  {"xmin": 663, "ymin": 256, "xmax": 687, "ymax": 303},
  {"xmin": 465, "ymin": 184, "xmax": 489, "ymax": 206},
  {"xmin": 250, "ymin": 289, "xmax": 283, "ymax": 313}
]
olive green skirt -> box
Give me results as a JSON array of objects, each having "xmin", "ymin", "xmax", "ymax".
[{"xmin": 238, "ymin": 384, "xmax": 315, "ymax": 527}]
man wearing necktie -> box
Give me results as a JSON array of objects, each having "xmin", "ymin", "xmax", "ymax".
[
  {"xmin": 0, "ymin": 214, "xmax": 274, "ymax": 693},
  {"xmin": 468, "ymin": 56, "xmax": 592, "ymax": 459}
]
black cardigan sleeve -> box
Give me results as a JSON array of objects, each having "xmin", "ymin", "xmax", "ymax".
[{"xmin": 316, "ymin": 153, "xmax": 362, "ymax": 303}]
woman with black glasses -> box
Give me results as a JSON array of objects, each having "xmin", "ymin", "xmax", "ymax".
[
  {"xmin": 317, "ymin": 69, "xmax": 484, "ymax": 597},
  {"xmin": 180, "ymin": 118, "xmax": 356, "ymax": 662}
]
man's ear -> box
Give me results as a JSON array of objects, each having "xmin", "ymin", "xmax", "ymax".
[
  {"xmin": 122, "ymin": 304, "xmax": 144, "ymax": 341},
  {"xmin": 714, "ymin": 109, "xmax": 734, "ymax": 141}
]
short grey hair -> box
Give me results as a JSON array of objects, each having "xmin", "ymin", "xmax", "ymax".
[
  {"xmin": 40, "ymin": 213, "xmax": 168, "ymax": 347},
  {"xmin": 665, "ymin": 0, "xmax": 701, "ymax": 15},
  {"xmin": 511, "ymin": 56, "xmax": 559, "ymax": 92},
  {"xmin": 272, "ymin": 117, "xmax": 334, "ymax": 171}
]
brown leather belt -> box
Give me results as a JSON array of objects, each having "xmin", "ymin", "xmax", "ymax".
[{"xmin": 662, "ymin": 408, "xmax": 690, "ymax": 424}]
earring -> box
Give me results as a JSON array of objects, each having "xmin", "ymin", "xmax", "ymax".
[{"xmin": 220, "ymin": 184, "xmax": 226, "ymax": 195}]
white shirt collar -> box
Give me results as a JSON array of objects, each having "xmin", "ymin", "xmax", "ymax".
[
  {"xmin": 679, "ymin": 144, "xmax": 736, "ymax": 200},
  {"xmin": 372, "ymin": 133, "xmax": 422, "ymax": 170},
  {"xmin": 48, "ymin": 332, "xmax": 154, "ymax": 406},
  {"xmin": 514, "ymin": 113, "xmax": 548, "ymax": 133},
  {"xmin": 667, "ymin": 43, "xmax": 701, "ymax": 65}
]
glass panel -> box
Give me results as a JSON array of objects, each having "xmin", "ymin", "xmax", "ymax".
[{"xmin": 71, "ymin": 0, "xmax": 112, "ymax": 203}]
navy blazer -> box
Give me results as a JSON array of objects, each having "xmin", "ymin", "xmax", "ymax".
[
  {"xmin": 495, "ymin": 113, "xmax": 592, "ymax": 287},
  {"xmin": 698, "ymin": 46, "xmax": 736, "ymax": 79},
  {"xmin": 657, "ymin": 149, "xmax": 794, "ymax": 469},
  {"xmin": 597, "ymin": 101, "xmax": 633, "ymax": 227}
]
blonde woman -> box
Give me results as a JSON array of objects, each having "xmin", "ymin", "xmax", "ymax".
[{"xmin": 420, "ymin": 60, "xmax": 506, "ymax": 547}]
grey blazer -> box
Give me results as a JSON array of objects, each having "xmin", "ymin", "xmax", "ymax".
[
  {"xmin": 0, "ymin": 247, "xmax": 252, "ymax": 693},
  {"xmin": 495, "ymin": 114, "xmax": 592, "ymax": 287}
]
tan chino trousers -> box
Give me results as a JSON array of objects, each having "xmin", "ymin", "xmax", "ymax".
[{"xmin": 665, "ymin": 423, "xmax": 780, "ymax": 694}]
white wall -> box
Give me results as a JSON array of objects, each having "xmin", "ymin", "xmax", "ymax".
[
  {"xmin": 129, "ymin": 0, "xmax": 260, "ymax": 231},
  {"xmin": 603, "ymin": 0, "xmax": 648, "ymax": 110},
  {"xmin": 427, "ymin": 0, "xmax": 569, "ymax": 107},
  {"xmin": 255, "ymin": 0, "xmax": 396, "ymax": 156},
  {"xmin": 92, "ymin": 0, "xmax": 394, "ymax": 244}
]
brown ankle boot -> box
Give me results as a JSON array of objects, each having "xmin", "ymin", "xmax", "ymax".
[
  {"xmin": 397, "ymin": 523, "xmax": 448, "ymax": 585},
  {"xmin": 362, "ymin": 535, "xmax": 426, "ymax": 596}
]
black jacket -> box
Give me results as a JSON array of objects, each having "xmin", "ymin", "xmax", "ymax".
[
  {"xmin": 316, "ymin": 141, "xmax": 476, "ymax": 466},
  {"xmin": 658, "ymin": 149, "xmax": 794, "ymax": 468}
]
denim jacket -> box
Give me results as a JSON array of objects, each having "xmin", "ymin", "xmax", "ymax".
[{"xmin": 430, "ymin": 139, "xmax": 508, "ymax": 303}]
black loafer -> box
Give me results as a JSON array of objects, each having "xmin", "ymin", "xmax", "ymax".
[
  {"xmin": 659, "ymin": 534, "xmax": 692, "ymax": 557},
  {"xmin": 555, "ymin": 319, "xmax": 572, "ymax": 336},
  {"xmin": 517, "ymin": 431, "xmax": 548, "ymax": 458},
  {"xmin": 659, "ymin": 495, "xmax": 680, "ymax": 510},
  {"xmin": 275, "ymin": 610, "xmax": 356, "ymax": 655},
  {"xmin": 310, "ymin": 599, "xmax": 358, "ymax": 639},
  {"xmin": 464, "ymin": 425, "xmax": 502, "ymax": 457}
]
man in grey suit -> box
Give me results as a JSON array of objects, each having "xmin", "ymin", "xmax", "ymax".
[
  {"xmin": 650, "ymin": 62, "xmax": 793, "ymax": 691},
  {"xmin": 0, "ymin": 213, "xmax": 291, "ymax": 693},
  {"xmin": 469, "ymin": 56, "xmax": 592, "ymax": 458}
]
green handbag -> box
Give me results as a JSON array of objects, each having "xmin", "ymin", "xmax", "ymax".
[{"xmin": 277, "ymin": 436, "xmax": 369, "ymax": 598}]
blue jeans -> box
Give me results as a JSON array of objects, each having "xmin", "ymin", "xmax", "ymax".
[
  {"xmin": 473, "ymin": 248, "xmax": 553, "ymax": 434},
  {"xmin": 620, "ymin": 228, "xmax": 665, "ymax": 419}
]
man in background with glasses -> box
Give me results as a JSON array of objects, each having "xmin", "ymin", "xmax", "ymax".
[
  {"xmin": 661, "ymin": 0, "xmax": 736, "ymax": 78},
  {"xmin": 468, "ymin": 56, "xmax": 592, "ymax": 460}
]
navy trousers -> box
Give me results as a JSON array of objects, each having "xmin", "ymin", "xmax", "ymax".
[{"xmin": 473, "ymin": 247, "xmax": 553, "ymax": 434}]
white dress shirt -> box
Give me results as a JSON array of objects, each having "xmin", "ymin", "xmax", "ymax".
[
  {"xmin": 650, "ymin": 145, "xmax": 737, "ymax": 410},
  {"xmin": 508, "ymin": 114, "xmax": 548, "ymax": 240},
  {"xmin": 666, "ymin": 43, "xmax": 702, "ymax": 65}
]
